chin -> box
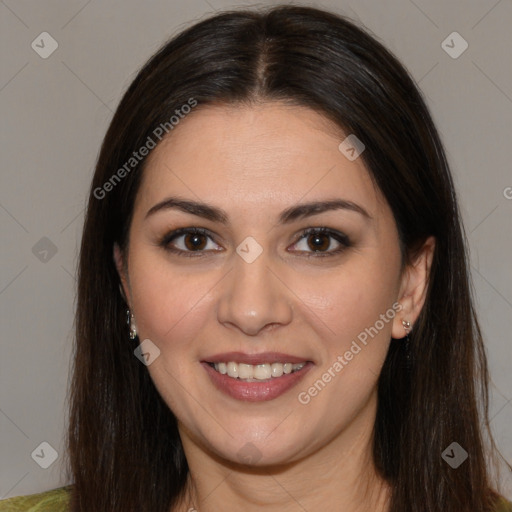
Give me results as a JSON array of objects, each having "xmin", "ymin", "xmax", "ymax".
[{"xmin": 199, "ymin": 425, "xmax": 313, "ymax": 469}]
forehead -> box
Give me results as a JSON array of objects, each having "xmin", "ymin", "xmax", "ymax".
[{"xmin": 135, "ymin": 102, "xmax": 384, "ymax": 218}]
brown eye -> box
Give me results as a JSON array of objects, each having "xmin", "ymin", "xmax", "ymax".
[
  {"xmin": 306, "ymin": 233, "xmax": 331, "ymax": 252},
  {"xmin": 160, "ymin": 227, "xmax": 221, "ymax": 257},
  {"xmin": 183, "ymin": 233, "xmax": 208, "ymax": 251},
  {"xmin": 291, "ymin": 227, "xmax": 351, "ymax": 257}
]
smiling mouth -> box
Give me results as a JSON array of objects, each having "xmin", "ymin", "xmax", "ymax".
[{"xmin": 207, "ymin": 361, "xmax": 307, "ymax": 382}]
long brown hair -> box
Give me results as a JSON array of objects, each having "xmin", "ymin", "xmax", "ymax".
[{"xmin": 67, "ymin": 5, "xmax": 506, "ymax": 511}]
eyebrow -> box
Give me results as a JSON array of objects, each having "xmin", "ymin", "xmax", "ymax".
[{"xmin": 145, "ymin": 196, "xmax": 372, "ymax": 224}]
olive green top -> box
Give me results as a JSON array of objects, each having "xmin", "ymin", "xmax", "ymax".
[
  {"xmin": 0, "ymin": 487, "xmax": 72, "ymax": 512},
  {"xmin": 1, "ymin": 486, "xmax": 511, "ymax": 511}
]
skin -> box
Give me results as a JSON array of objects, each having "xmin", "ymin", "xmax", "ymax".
[{"xmin": 114, "ymin": 102, "xmax": 435, "ymax": 512}]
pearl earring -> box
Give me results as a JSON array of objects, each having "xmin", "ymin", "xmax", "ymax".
[{"xmin": 402, "ymin": 319, "xmax": 411, "ymax": 332}]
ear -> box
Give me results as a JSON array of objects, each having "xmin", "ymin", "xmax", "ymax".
[
  {"xmin": 391, "ymin": 236, "xmax": 435, "ymax": 339},
  {"xmin": 113, "ymin": 243, "xmax": 130, "ymax": 305}
]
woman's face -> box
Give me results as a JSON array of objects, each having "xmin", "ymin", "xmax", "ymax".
[{"xmin": 115, "ymin": 102, "xmax": 417, "ymax": 466}]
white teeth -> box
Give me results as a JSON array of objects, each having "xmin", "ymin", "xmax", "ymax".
[
  {"xmin": 238, "ymin": 363, "xmax": 254, "ymax": 379},
  {"xmin": 213, "ymin": 361, "xmax": 306, "ymax": 380},
  {"xmin": 254, "ymin": 364, "xmax": 271, "ymax": 380},
  {"xmin": 271, "ymin": 362, "xmax": 283, "ymax": 378},
  {"xmin": 227, "ymin": 362, "xmax": 238, "ymax": 378}
]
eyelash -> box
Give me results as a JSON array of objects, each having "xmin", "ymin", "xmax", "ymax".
[{"xmin": 158, "ymin": 227, "xmax": 351, "ymax": 259}]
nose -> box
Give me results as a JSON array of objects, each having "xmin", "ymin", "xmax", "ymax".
[{"xmin": 216, "ymin": 248, "xmax": 294, "ymax": 337}]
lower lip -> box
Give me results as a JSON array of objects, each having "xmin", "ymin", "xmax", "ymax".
[{"xmin": 201, "ymin": 362, "xmax": 314, "ymax": 402}]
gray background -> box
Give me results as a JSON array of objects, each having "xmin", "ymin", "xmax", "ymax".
[{"xmin": 1, "ymin": 0, "xmax": 511, "ymax": 500}]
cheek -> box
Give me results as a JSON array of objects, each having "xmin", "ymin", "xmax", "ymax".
[
  {"xmin": 303, "ymin": 261, "xmax": 400, "ymax": 348},
  {"xmin": 291, "ymin": 266, "xmax": 399, "ymax": 424},
  {"xmin": 294, "ymin": 260, "xmax": 401, "ymax": 420},
  {"xmin": 127, "ymin": 250, "xmax": 215, "ymax": 355},
  {"xmin": 128, "ymin": 259, "xmax": 216, "ymax": 412}
]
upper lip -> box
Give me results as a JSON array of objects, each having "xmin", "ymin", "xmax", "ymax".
[{"xmin": 203, "ymin": 352, "xmax": 311, "ymax": 365}]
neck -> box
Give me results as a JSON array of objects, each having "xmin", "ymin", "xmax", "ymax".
[{"xmin": 175, "ymin": 396, "xmax": 390, "ymax": 512}]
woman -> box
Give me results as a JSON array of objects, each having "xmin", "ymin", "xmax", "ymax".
[{"xmin": 2, "ymin": 5, "xmax": 510, "ymax": 512}]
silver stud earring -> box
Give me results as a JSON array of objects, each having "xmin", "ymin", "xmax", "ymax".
[
  {"xmin": 126, "ymin": 309, "xmax": 137, "ymax": 340},
  {"xmin": 402, "ymin": 319, "xmax": 411, "ymax": 332}
]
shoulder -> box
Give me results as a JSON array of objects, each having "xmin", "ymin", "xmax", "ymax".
[{"xmin": 0, "ymin": 486, "xmax": 72, "ymax": 511}]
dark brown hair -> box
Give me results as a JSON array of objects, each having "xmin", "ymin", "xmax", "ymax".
[{"xmin": 68, "ymin": 5, "xmax": 506, "ymax": 511}]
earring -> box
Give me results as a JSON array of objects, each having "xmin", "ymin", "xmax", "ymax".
[
  {"xmin": 126, "ymin": 309, "xmax": 137, "ymax": 340},
  {"xmin": 402, "ymin": 319, "xmax": 412, "ymax": 372}
]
